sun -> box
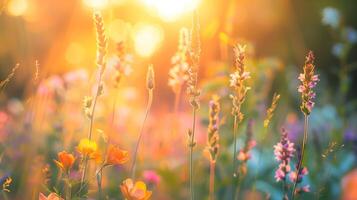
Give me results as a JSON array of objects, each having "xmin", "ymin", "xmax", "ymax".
[{"xmin": 141, "ymin": 0, "xmax": 201, "ymax": 21}]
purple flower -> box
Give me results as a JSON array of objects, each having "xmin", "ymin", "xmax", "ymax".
[{"xmin": 274, "ymin": 128, "xmax": 295, "ymax": 182}]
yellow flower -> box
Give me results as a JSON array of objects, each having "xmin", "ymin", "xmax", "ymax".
[
  {"xmin": 39, "ymin": 192, "xmax": 64, "ymax": 200},
  {"xmin": 77, "ymin": 138, "xmax": 97, "ymax": 156},
  {"xmin": 54, "ymin": 151, "xmax": 75, "ymax": 171},
  {"xmin": 120, "ymin": 178, "xmax": 152, "ymax": 200},
  {"xmin": 106, "ymin": 145, "xmax": 129, "ymax": 165}
]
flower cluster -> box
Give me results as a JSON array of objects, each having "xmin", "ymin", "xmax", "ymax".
[
  {"xmin": 298, "ymin": 51, "xmax": 319, "ymax": 115},
  {"xmin": 237, "ymin": 120, "xmax": 256, "ymax": 175},
  {"xmin": 264, "ymin": 93, "xmax": 281, "ymax": 128},
  {"xmin": 168, "ymin": 28, "xmax": 190, "ymax": 94},
  {"xmin": 230, "ymin": 44, "xmax": 251, "ymax": 122},
  {"xmin": 274, "ymin": 128, "xmax": 295, "ymax": 182},
  {"xmin": 205, "ymin": 96, "xmax": 221, "ymax": 162}
]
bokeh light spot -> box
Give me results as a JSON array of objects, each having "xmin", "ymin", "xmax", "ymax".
[
  {"xmin": 7, "ymin": 0, "xmax": 28, "ymax": 16},
  {"xmin": 133, "ymin": 23, "xmax": 163, "ymax": 57}
]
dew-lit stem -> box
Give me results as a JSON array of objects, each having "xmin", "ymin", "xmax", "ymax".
[
  {"xmin": 291, "ymin": 115, "xmax": 309, "ymax": 200},
  {"xmin": 131, "ymin": 89, "xmax": 153, "ymax": 179}
]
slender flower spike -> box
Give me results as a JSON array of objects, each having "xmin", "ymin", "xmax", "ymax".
[
  {"xmin": 264, "ymin": 93, "xmax": 281, "ymax": 128},
  {"xmin": 230, "ymin": 44, "xmax": 251, "ymax": 123},
  {"xmin": 54, "ymin": 151, "xmax": 75, "ymax": 172},
  {"xmin": 106, "ymin": 145, "xmax": 129, "ymax": 165},
  {"xmin": 298, "ymin": 51, "xmax": 319, "ymax": 115},
  {"xmin": 120, "ymin": 178, "xmax": 152, "ymax": 200},
  {"xmin": 206, "ymin": 95, "xmax": 221, "ymax": 162},
  {"xmin": 93, "ymin": 11, "xmax": 107, "ymax": 75},
  {"xmin": 168, "ymin": 28, "xmax": 190, "ymax": 94},
  {"xmin": 274, "ymin": 128, "xmax": 295, "ymax": 182}
]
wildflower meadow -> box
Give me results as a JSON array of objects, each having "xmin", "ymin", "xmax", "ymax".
[{"xmin": 0, "ymin": 0, "xmax": 357, "ymax": 199}]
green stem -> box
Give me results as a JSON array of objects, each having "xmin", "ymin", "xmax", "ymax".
[
  {"xmin": 209, "ymin": 161, "xmax": 216, "ymax": 200},
  {"xmin": 291, "ymin": 115, "xmax": 309, "ymax": 200},
  {"xmin": 130, "ymin": 89, "xmax": 153, "ymax": 179},
  {"xmin": 232, "ymin": 115, "xmax": 238, "ymax": 199},
  {"xmin": 189, "ymin": 108, "xmax": 197, "ymax": 200},
  {"xmin": 81, "ymin": 156, "xmax": 89, "ymax": 186},
  {"xmin": 65, "ymin": 173, "xmax": 72, "ymax": 200}
]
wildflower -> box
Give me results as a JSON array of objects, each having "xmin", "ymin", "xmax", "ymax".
[
  {"xmin": 168, "ymin": 28, "xmax": 190, "ymax": 94},
  {"xmin": 230, "ymin": 43, "xmax": 251, "ymax": 181},
  {"xmin": 264, "ymin": 93, "xmax": 281, "ymax": 128},
  {"xmin": 120, "ymin": 178, "xmax": 152, "ymax": 200},
  {"xmin": 106, "ymin": 144, "xmax": 129, "ymax": 165},
  {"xmin": 143, "ymin": 170, "xmax": 160, "ymax": 185},
  {"xmin": 39, "ymin": 192, "xmax": 64, "ymax": 200},
  {"xmin": 206, "ymin": 95, "xmax": 221, "ymax": 162},
  {"xmin": 237, "ymin": 120, "xmax": 256, "ymax": 175},
  {"xmin": 274, "ymin": 128, "xmax": 295, "ymax": 182},
  {"xmin": 230, "ymin": 44, "xmax": 250, "ymax": 122},
  {"xmin": 205, "ymin": 96, "xmax": 221, "ymax": 200},
  {"xmin": 2, "ymin": 177, "xmax": 11, "ymax": 192},
  {"xmin": 77, "ymin": 138, "xmax": 97, "ymax": 156},
  {"xmin": 54, "ymin": 151, "xmax": 75, "ymax": 172},
  {"xmin": 298, "ymin": 51, "xmax": 319, "ymax": 115}
]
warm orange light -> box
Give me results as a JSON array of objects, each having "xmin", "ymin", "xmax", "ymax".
[
  {"xmin": 108, "ymin": 19, "xmax": 132, "ymax": 43},
  {"xmin": 141, "ymin": 0, "xmax": 200, "ymax": 21},
  {"xmin": 7, "ymin": 0, "xmax": 28, "ymax": 16},
  {"xmin": 65, "ymin": 43, "xmax": 85, "ymax": 65},
  {"xmin": 83, "ymin": 0, "xmax": 108, "ymax": 9},
  {"xmin": 133, "ymin": 24, "xmax": 163, "ymax": 57}
]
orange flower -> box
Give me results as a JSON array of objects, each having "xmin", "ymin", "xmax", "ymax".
[
  {"xmin": 39, "ymin": 192, "xmax": 64, "ymax": 200},
  {"xmin": 120, "ymin": 178, "xmax": 152, "ymax": 200},
  {"xmin": 77, "ymin": 138, "xmax": 97, "ymax": 156},
  {"xmin": 54, "ymin": 151, "xmax": 75, "ymax": 171},
  {"xmin": 106, "ymin": 145, "xmax": 129, "ymax": 165}
]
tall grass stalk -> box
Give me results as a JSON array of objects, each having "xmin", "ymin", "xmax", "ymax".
[
  {"xmin": 130, "ymin": 65, "xmax": 155, "ymax": 179},
  {"xmin": 81, "ymin": 10, "xmax": 107, "ymax": 186},
  {"xmin": 187, "ymin": 10, "xmax": 201, "ymax": 200},
  {"xmin": 292, "ymin": 51, "xmax": 319, "ymax": 199}
]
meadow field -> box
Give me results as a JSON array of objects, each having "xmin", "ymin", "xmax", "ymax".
[{"xmin": 0, "ymin": 0, "xmax": 357, "ymax": 199}]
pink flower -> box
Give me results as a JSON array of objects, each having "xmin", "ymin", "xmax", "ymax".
[
  {"xmin": 143, "ymin": 170, "xmax": 160, "ymax": 185},
  {"xmin": 274, "ymin": 128, "xmax": 295, "ymax": 182},
  {"xmin": 298, "ymin": 51, "xmax": 319, "ymax": 115}
]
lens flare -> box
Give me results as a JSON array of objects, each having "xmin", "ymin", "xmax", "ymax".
[
  {"xmin": 141, "ymin": 0, "xmax": 200, "ymax": 21},
  {"xmin": 133, "ymin": 24, "xmax": 163, "ymax": 57}
]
